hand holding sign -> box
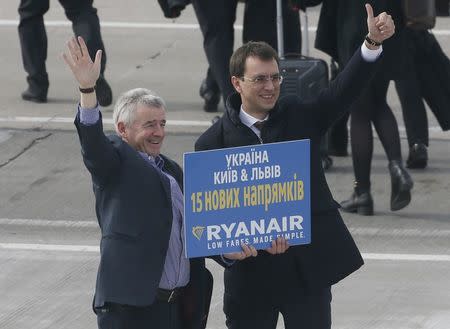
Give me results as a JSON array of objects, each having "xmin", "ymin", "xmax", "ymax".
[
  {"xmin": 223, "ymin": 244, "xmax": 258, "ymax": 261},
  {"xmin": 265, "ymin": 237, "xmax": 289, "ymax": 255},
  {"xmin": 223, "ymin": 236, "xmax": 289, "ymax": 261}
]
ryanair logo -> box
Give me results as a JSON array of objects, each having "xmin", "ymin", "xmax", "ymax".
[{"xmin": 192, "ymin": 226, "xmax": 205, "ymax": 240}]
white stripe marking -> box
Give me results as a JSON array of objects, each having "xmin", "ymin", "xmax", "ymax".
[
  {"xmin": 1, "ymin": 20, "xmax": 450, "ymax": 35},
  {"xmin": 0, "ymin": 242, "xmax": 449, "ymax": 261},
  {"xmin": 0, "ymin": 218, "xmax": 97, "ymax": 228},
  {"xmin": 0, "ymin": 20, "xmax": 203, "ymax": 30},
  {"xmin": 0, "ymin": 116, "xmax": 446, "ymax": 131},
  {"xmin": 0, "ymin": 116, "xmax": 210, "ymax": 127},
  {"xmin": 363, "ymin": 253, "xmax": 450, "ymax": 262},
  {"xmin": 0, "ymin": 243, "xmax": 99, "ymax": 253},
  {"xmin": 349, "ymin": 227, "xmax": 450, "ymax": 238},
  {"xmin": 2, "ymin": 218, "xmax": 450, "ymax": 238}
]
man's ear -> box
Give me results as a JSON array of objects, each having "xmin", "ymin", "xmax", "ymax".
[
  {"xmin": 231, "ymin": 76, "xmax": 242, "ymax": 94},
  {"xmin": 117, "ymin": 121, "xmax": 127, "ymax": 139}
]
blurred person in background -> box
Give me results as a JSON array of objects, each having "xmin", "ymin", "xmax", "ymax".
[
  {"xmin": 191, "ymin": 0, "xmax": 304, "ymax": 112},
  {"xmin": 18, "ymin": 0, "xmax": 112, "ymax": 106},
  {"xmin": 315, "ymin": 0, "xmax": 414, "ymax": 216}
]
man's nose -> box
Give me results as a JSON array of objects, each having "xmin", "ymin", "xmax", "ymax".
[
  {"xmin": 153, "ymin": 124, "xmax": 164, "ymax": 136},
  {"xmin": 263, "ymin": 79, "xmax": 276, "ymax": 90}
]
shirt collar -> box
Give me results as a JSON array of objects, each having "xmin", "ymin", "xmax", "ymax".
[
  {"xmin": 139, "ymin": 152, "xmax": 164, "ymax": 169},
  {"xmin": 239, "ymin": 105, "xmax": 269, "ymax": 128}
]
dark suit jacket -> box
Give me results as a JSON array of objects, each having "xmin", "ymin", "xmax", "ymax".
[
  {"xmin": 75, "ymin": 114, "xmax": 211, "ymax": 328},
  {"xmin": 195, "ymin": 49, "xmax": 379, "ymax": 303}
]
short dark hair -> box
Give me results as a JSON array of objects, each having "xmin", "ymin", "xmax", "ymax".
[{"xmin": 229, "ymin": 41, "xmax": 280, "ymax": 77}]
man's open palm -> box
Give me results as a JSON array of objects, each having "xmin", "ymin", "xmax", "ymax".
[{"xmin": 63, "ymin": 36, "xmax": 101, "ymax": 88}]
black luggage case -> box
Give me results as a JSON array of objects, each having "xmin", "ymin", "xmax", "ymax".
[
  {"xmin": 276, "ymin": 1, "xmax": 332, "ymax": 169},
  {"xmin": 280, "ymin": 55, "xmax": 328, "ymax": 101}
]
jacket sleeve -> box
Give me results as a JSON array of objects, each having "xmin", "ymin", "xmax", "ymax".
[
  {"xmin": 74, "ymin": 111, "xmax": 121, "ymax": 187},
  {"xmin": 309, "ymin": 47, "xmax": 382, "ymax": 135}
]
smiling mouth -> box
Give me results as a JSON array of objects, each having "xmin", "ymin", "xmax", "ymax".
[{"xmin": 260, "ymin": 95, "xmax": 274, "ymax": 100}]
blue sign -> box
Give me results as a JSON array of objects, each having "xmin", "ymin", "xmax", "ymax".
[{"xmin": 183, "ymin": 140, "xmax": 311, "ymax": 258}]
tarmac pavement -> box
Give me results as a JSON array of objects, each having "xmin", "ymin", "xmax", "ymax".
[{"xmin": 1, "ymin": 1, "xmax": 449, "ymax": 329}]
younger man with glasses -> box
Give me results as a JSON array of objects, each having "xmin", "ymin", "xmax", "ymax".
[{"xmin": 195, "ymin": 4, "xmax": 395, "ymax": 329}]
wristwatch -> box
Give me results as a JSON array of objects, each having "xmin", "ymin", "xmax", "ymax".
[
  {"xmin": 365, "ymin": 34, "xmax": 382, "ymax": 47},
  {"xmin": 79, "ymin": 86, "xmax": 96, "ymax": 94}
]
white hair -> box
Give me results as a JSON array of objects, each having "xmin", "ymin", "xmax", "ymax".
[{"xmin": 112, "ymin": 88, "xmax": 166, "ymax": 133}]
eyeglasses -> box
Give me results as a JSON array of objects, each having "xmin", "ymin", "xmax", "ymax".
[{"xmin": 240, "ymin": 74, "xmax": 283, "ymax": 85}]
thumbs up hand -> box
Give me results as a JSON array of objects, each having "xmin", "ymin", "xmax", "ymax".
[{"xmin": 365, "ymin": 3, "xmax": 395, "ymax": 44}]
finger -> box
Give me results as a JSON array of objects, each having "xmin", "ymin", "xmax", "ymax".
[
  {"xmin": 93, "ymin": 50, "xmax": 102, "ymax": 70},
  {"xmin": 376, "ymin": 13, "xmax": 389, "ymax": 29},
  {"xmin": 278, "ymin": 237, "xmax": 287, "ymax": 253},
  {"xmin": 77, "ymin": 36, "xmax": 87, "ymax": 58},
  {"xmin": 66, "ymin": 40, "xmax": 76, "ymax": 63},
  {"xmin": 69, "ymin": 36, "xmax": 81, "ymax": 56},
  {"xmin": 377, "ymin": 12, "xmax": 387, "ymax": 22},
  {"xmin": 267, "ymin": 240, "xmax": 277, "ymax": 254},
  {"xmin": 283, "ymin": 238, "xmax": 288, "ymax": 252},
  {"xmin": 376, "ymin": 20, "xmax": 388, "ymax": 29},
  {"xmin": 379, "ymin": 24, "xmax": 393, "ymax": 35},
  {"xmin": 241, "ymin": 244, "xmax": 252, "ymax": 257},
  {"xmin": 376, "ymin": 20, "xmax": 386, "ymax": 28},
  {"xmin": 62, "ymin": 52, "xmax": 75, "ymax": 71},
  {"xmin": 249, "ymin": 245, "xmax": 258, "ymax": 257},
  {"xmin": 264, "ymin": 243, "xmax": 272, "ymax": 254},
  {"xmin": 365, "ymin": 3, "xmax": 374, "ymax": 21},
  {"xmin": 77, "ymin": 36, "xmax": 90, "ymax": 60},
  {"xmin": 274, "ymin": 237, "xmax": 280, "ymax": 253},
  {"xmin": 67, "ymin": 38, "xmax": 81, "ymax": 63}
]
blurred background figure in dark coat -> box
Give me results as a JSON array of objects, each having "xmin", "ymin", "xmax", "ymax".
[{"xmin": 18, "ymin": 0, "xmax": 112, "ymax": 106}]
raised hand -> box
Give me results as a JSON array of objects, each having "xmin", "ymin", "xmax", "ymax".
[
  {"xmin": 63, "ymin": 36, "xmax": 102, "ymax": 89},
  {"xmin": 365, "ymin": 3, "xmax": 395, "ymax": 43}
]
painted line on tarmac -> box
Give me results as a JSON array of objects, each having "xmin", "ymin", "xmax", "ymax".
[
  {"xmin": 0, "ymin": 218, "xmax": 97, "ymax": 228},
  {"xmin": 348, "ymin": 227, "xmax": 450, "ymax": 238},
  {"xmin": 0, "ymin": 243, "xmax": 98, "ymax": 252},
  {"xmin": 2, "ymin": 218, "xmax": 450, "ymax": 238},
  {"xmin": 1, "ymin": 20, "xmax": 450, "ymax": 35},
  {"xmin": 0, "ymin": 116, "xmax": 210, "ymax": 127},
  {"xmin": 0, "ymin": 116, "xmax": 445, "ymax": 133},
  {"xmin": 0, "ymin": 20, "xmax": 204, "ymax": 30},
  {"xmin": 363, "ymin": 253, "xmax": 450, "ymax": 262},
  {"xmin": 1, "ymin": 242, "xmax": 449, "ymax": 262}
]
